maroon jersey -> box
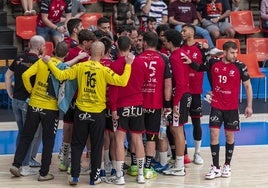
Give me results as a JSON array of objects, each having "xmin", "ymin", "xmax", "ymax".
[
  {"xmin": 101, "ymin": 58, "xmax": 113, "ymax": 109},
  {"xmin": 140, "ymin": 50, "xmax": 172, "ymax": 109},
  {"xmin": 168, "ymin": 0, "xmax": 198, "ymax": 24},
  {"xmin": 100, "ymin": 58, "xmax": 113, "ymax": 68},
  {"xmin": 181, "ymin": 42, "xmax": 205, "ymax": 94},
  {"xmin": 108, "ymin": 55, "xmax": 149, "ymax": 111},
  {"xmin": 64, "ymin": 37, "xmax": 78, "ymax": 48},
  {"xmin": 170, "ymin": 48, "xmax": 191, "ymax": 106},
  {"xmin": 64, "ymin": 46, "xmax": 89, "ymax": 62},
  {"xmin": 37, "ymin": 0, "xmax": 72, "ymax": 27},
  {"xmin": 208, "ymin": 59, "xmax": 250, "ymax": 110}
]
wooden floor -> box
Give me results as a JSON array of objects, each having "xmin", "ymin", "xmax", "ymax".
[
  {"xmin": 1, "ymin": 112, "xmax": 268, "ymax": 187},
  {"xmin": 1, "ymin": 145, "xmax": 268, "ymax": 188}
]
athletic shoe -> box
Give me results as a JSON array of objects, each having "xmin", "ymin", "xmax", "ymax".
[
  {"xmin": 153, "ymin": 162, "xmax": 170, "ymax": 173},
  {"xmin": 123, "ymin": 163, "xmax": 129, "ymax": 170},
  {"xmin": 100, "ymin": 169, "xmax": 106, "ymax": 177},
  {"xmin": 127, "ymin": 165, "xmax": 138, "ymax": 176},
  {"xmin": 113, "ymin": 176, "xmax": 125, "ymax": 185},
  {"xmin": 221, "ymin": 164, "xmax": 231, "ymax": 178},
  {"xmin": 110, "ymin": 168, "xmax": 116, "ymax": 176},
  {"xmin": 10, "ymin": 166, "xmax": 21, "ymax": 177},
  {"xmin": 24, "ymin": 10, "xmax": 31, "ymax": 15},
  {"xmin": 193, "ymin": 153, "xmax": 204, "ymax": 165},
  {"xmin": 143, "ymin": 167, "xmax": 157, "ymax": 179},
  {"xmin": 30, "ymin": 9, "xmax": 36, "ymax": 15},
  {"xmin": 163, "ymin": 166, "xmax": 186, "ymax": 176},
  {"xmin": 136, "ymin": 174, "xmax": 145, "ymax": 184},
  {"xmin": 58, "ymin": 161, "xmax": 67, "ymax": 171},
  {"xmin": 20, "ymin": 166, "xmax": 37, "ymax": 176},
  {"xmin": 205, "ymin": 165, "xmax": 222, "ymax": 180},
  {"xmin": 89, "ymin": 177, "xmax": 102, "ymax": 185},
  {"xmin": 209, "ymin": 48, "xmax": 223, "ymax": 55},
  {"xmin": 38, "ymin": 174, "xmax": 54, "ymax": 181},
  {"xmin": 67, "ymin": 166, "xmax": 71, "ymax": 174},
  {"xmin": 29, "ymin": 158, "xmax": 41, "ymax": 167},
  {"xmin": 184, "ymin": 154, "xmax": 191, "ymax": 164},
  {"xmin": 168, "ymin": 158, "xmax": 175, "ymax": 165},
  {"xmin": 69, "ymin": 176, "xmax": 79, "ymax": 185}
]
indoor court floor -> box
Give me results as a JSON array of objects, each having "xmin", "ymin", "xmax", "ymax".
[{"xmin": 1, "ymin": 105, "xmax": 268, "ymax": 187}]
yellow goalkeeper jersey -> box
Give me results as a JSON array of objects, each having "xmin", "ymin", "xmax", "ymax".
[
  {"xmin": 22, "ymin": 57, "xmax": 62, "ymax": 111},
  {"xmin": 48, "ymin": 58, "xmax": 131, "ymax": 113}
]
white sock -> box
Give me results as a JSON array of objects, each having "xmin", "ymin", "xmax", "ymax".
[
  {"xmin": 115, "ymin": 161, "xmax": 124, "ymax": 177},
  {"xmin": 104, "ymin": 149, "xmax": 110, "ymax": 163},
  {"xmin": 194, "ymin": 140, "xmax": 202, "ymax": 154},
  {"xmin": 136, "ymin": 158, "xmax": 144, "ymax": 176},
  {"xmin": 175, "ymin": 156, "xmax": 184, "ymax": 169},
  {"xmin": 101, "ymin": 161, "xmax": 104, "ymax": 170},
  {"xmin": 159, "ymin": 151, "xmax": 168, "ymax": 166}
]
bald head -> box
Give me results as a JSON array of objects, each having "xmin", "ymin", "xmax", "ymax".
[
  {"xmin": 29, "ymin": 35, "xmax": 45, "ymax": 50},
  {"xmin": 90, "ymin": 41, "xmax": 105, "ymax": 59}
]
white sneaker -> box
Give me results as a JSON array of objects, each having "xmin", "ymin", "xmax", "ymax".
[
  {"xmin": 209, "ymin": 48, "xmax": 223, "ymax": 55},
  {"xmin": 20, "ymin": 166, "xmax": 38, "ymax": 176},
  {"xmin": 193, "ymin": 153, "xmax": 204, "ymax": 165},
  {"xmin": 136, "ymin": 174, "xmax": 145, "ymax": 184},
  {"xmin": 221, "ymin": 164, "xmax": 231, "ymax": 178},
  {"xmin": 163, "ymin": 166, "xmax": 185, "ymax": 176},
  {"xmin": 205, "ymin": 165, "xmax": 222, "ymax": 180},
  {"xmin": 113, "ymin": 176, "xmax": 125, "ymax": 185}
]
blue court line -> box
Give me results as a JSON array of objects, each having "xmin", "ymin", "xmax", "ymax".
[{"xmin": 1, "ymin": 122, "xmax": 268, "ymax": 155}]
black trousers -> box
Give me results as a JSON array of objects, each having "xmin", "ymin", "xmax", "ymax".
[
  {"xmin": 13, "ymin": 106, "xmax": 59, "ymax": 176},
  {"xmin": 71, "ymin": 107, "xmax": 105, "ymax": 181}
]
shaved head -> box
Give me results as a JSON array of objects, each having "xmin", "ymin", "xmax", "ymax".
[
  {"xmin": 29, "ymin": 35, "xmax": 45, "ymax": 50},
  {"xmin": 90, "ymin": 41, "xmax": 105, "ymax": 59}
]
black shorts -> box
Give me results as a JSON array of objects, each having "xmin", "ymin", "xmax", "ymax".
[
  {"xmin": 209, "ymin": 107, "xmax": 240, "ymax": 131},
  {"xmin": 105, "ymin": 109, "xmax": 113, "ymax": 132},
  {"xmin": 63, "ymin": 100, "xmax": 75, "ymax": 124},
  {"xmin": 117, "ymin": 106, "xmax": 145, "ymax": 133},
  {"xmin": 143, "ymin": 109, "xmax": 161, "ymax": 134},
  {"xmin": 189, "ymin": 94, "xmax": 202, "ymax": 118},
  {"xmin": 172, "ymin": 93, "xmax": 192, "ymax": 126}
]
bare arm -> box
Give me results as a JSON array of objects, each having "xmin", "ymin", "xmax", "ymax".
[
  {"xmin": 5, "ymin": 69, "xmax": 14, "ymax": 99},
  {"xmin": 142, "ymin": 0, "xmax": 152, "ymax": 14},
  {"xmin": 163, "ymin": 77, "xmax": 172, "ymax": 114},
  {"xmin": 243, "ymin": 79, "xmax": 253, "ymax": 118}
]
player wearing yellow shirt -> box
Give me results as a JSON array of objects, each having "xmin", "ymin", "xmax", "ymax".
[{"xmin": 47, "ymin": 41, "xmax": 134, "ymax": 185}]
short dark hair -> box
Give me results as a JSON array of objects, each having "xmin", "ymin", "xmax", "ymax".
[
  {"xmin": 55, "ymin": 41, "xmax": 69, "ymax": 58},
  {"xmin": 223, "ymin": 41, "xmax": 238, "ymax": 51},
  {"xmin": 164, "ymin": 29, "xmax": 182, "ymax": 47},
  {"xmin": 143, "ymin": 31, "xmax": 158, "ymax": 48},
  {"xmin": 97, "ymin": 17, "xmax": 110, "ymax": 26},
  {"xmin": 67, "ymin": 18, "xmax": 82, "ymax": 35},
  {"xmin": 118, "ymin": 36, "xmax": 131, "ymax": 52},
  {"xmin": 78, "ymin": 29, "xmax": 96, "ymax": 44},
  {"xmin": 117, "ymin": 25, "xmax": 131, "ymax": 35},
  {"xmin": 94, "ymin": 29, "xmax": 110, "ymax": 40},
  {"xmin": 100, "ymin": 36, "xmax": 112, "ymax": 54},
  {"xmin": 147, "ymin": 17, "xmax": 156, "ymax": 23},
  {"xmin": 182, "ymin": 23, "xmax": 196, "ymax": 35},
  {"xmin": 156, "ymin": 24, "xmax": 169, "ymax": 36}
]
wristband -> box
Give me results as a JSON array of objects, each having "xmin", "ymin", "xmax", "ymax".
[{"xmin": 164, "ymin": 100, "xmax": 172, "ymax": 108}]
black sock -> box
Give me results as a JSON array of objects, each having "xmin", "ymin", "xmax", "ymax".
[
  {"xmin": 130, "ymin": 153, "xmax": 137, "ymax": 165},
  {"xmin": 210, "ymin": 144, "xmax": 220, "ymax": 168},
  {"xmin": 225, "ymin": 142, "xmax": 234, "ymax": 165},
  {"xmin": 144, "ymin": 156, "xmax": 153, "ymax": 168}
]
